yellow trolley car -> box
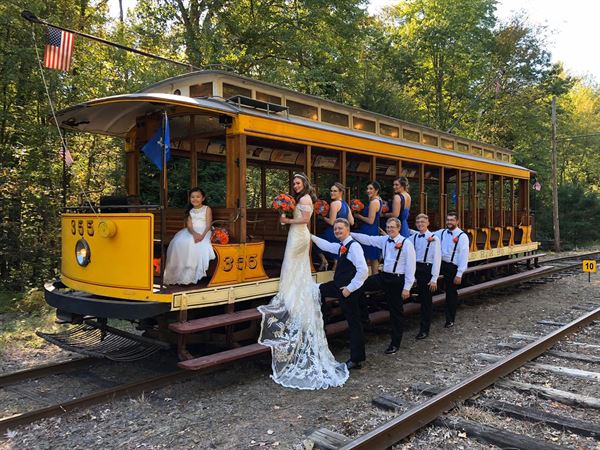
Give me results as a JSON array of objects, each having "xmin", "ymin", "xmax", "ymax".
[{"xmin": 43, "ymin": 71, "xmax": 537, "ymax": 359}]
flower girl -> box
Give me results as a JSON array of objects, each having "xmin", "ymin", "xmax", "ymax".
[{"xmin": 163, "ymin": 188, "xmax": 216, "ymax": 285}]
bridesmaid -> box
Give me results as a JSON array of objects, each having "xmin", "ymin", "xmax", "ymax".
[
  {"xmin": 386, "ymin": 176, "xmax": 411, "ymax": 237},
  {"xmin": 354, "ymin": 181, "xmax": 383, "ymax": 275},
  {"xmin": 317, "ymin": 182, "xmax": 354, "ymax": 270}
]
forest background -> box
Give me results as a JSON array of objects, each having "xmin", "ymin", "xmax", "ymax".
[{"xmin": 1, "ymin": 0, "xmax": 599, "ymax": 293}]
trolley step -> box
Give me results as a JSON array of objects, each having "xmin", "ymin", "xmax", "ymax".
[{"xmin": 169, "ymin": 308, "xmax": 261, "ymax": 334}]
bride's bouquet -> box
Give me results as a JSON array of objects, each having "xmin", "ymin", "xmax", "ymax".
[
  {"xmin": 314, "ymin": 199, "xmax": 329, "ymax": 217},
  {"xmin": 350, "ymin": 198, "xmax": 364, "ymax": 213},
  {"xmin": 272, "ymin": 193, "xmax": 296, "ymax": 219}
]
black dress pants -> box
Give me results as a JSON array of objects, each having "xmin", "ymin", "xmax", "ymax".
[
  {"xmin": 415, "ymin": 263, "xmax": 433, "ymax": 334},
  {"xmin": 440, "ymin": 261, "xmax": 459, "ymax": 323},
  {"xmin": 362, "ymin": 272, "xmax": 405, "ymax": 347},
  {"xmin": 319, "ymin": 281, "xmax": 366, "ymax": 363}
]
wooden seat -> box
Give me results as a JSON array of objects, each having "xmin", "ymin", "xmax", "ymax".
[
  {"xmin": 465, "ymin": 228, "xmax": 478, "ymax": 252},
  {"xmin": 504, "ymin": 226, "xmax": 515, "ymax": 247},
  {"xmin": 513, "ymin": 226, "xmax": 524, "ymax": 246},
  {"xmin": 518, "ymin": 225, "xmax": 531, "ymax": 244},
  {"xmin": 492, "ymin": 227, "xmax": 503, "ymax": 248}
]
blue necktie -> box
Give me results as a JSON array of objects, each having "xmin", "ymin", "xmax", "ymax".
[
  {"xmin": 387, "ymin": 238, "xmax": 395, "ymax": 243},
  {"xmin": 446, "ymin": 229, "xmax": 453, "ymax": 235},
  {"xmin": 418, "ymin": 234, "xmax": 425, "ymax": 238}
]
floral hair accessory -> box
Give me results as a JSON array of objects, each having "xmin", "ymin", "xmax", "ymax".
[
  {"xmin": 349, "ymin": 198, "xmax": 364, "ymax": 213},
  {"xmin": 314, "ymin": 199, "xmax": 330, "ymax": 217}
]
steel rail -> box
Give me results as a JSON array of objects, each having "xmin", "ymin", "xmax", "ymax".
[
  {"xmin": 541, "ymin": 251, "xmax": 599, "ymax": 264},
  {"xmin": 340, "ymin": 306, "xmax": 600, "ymax": 450},
  {"xmin": 0, "ymin": 358, "xmax": 94, "ymax": 388},
  {"xmin": 0, "ymin": 370, "xmax": 191, "ymax": 434}
]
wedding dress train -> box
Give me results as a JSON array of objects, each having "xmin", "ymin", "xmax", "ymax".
[{"xmin": 258, "ymin": 204, "xmax": 349, "ymax": 389}]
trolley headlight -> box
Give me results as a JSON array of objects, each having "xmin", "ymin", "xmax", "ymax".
[{"xmin": 75, "ymin": 239, "xmax": 91, "ymax": 267}]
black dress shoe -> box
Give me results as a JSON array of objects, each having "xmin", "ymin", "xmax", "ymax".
[
  {"xmin": 345, "ymin": 360, "xmax": 362, "ymax": 370},
  {"xmin": 444, "ymin": 321, "xmax": 455, "ymax": 328},
  {"xmin": 384, "ymin": 345, "xmax": 399, "ymax": 354},
  {"xmin": 415, "ymin": 332, "xmax": 428, "ymax": 340}
]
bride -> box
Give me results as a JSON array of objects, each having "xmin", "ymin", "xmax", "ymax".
[{"xmin": 258, "ymin": 173, "xmax": 349, "ymax": 389}]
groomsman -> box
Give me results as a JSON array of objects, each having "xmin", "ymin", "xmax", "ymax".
[
  {"xmin": 435, "ymin": 212, "xmax": 470, "ymax": 328},
  {"xmin": 351, "ymin": 217, "xmax": 416, "ymax": 354},
  {"xmin": 312, "ymin": 218, "xmax": 368, "ymax": 370},
  {"xmin": 410, "ymin": 214, "xmax": 441, "ymax": 339}
]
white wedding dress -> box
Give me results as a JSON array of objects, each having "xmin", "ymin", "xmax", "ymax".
[
  {"xmin": 258, "ymin": 203, "xmax": 349, "ymax": 389},
  {"xmin": 163, "ymin": 206, "xmax": 216, "ymax": 285}
]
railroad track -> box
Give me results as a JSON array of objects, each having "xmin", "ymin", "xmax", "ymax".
[
  {"xmin": 1, "ymin": 251, "xmax": 597, "ymax": 435},
  {"xmin": 309, "ymin": 305, "xmax": 600, "ymax": 449},
  {"xmin": 0, "ymin": 358, "xmax": 189, "ymax": 434}
]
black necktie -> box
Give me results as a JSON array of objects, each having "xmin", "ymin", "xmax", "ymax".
[
  {"xmin": 387, "ymin": 238, "xmax": 394, "ymax": 243},
  {"xmin": 418, "ymin": 234, "xmax": 425, "ymax": 238},
  {"xmin": 446, "ymin": 229, "xmax": 453, "ymax": 234}
]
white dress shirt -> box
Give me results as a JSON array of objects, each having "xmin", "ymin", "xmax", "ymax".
[
  {"xmin": 311, "ymin": 235, "xmax": 368, "ymax": 293},
  {"xmin": 350, "ymin": 232, "xmax": 416, "ymax": 291},
  {"xmin": 435, "ymin": 227, "xmax": 470, "ymax": 278},
  {"xmin": 410, "ymin": 230, "xmax": 441, "ymax": 283}
]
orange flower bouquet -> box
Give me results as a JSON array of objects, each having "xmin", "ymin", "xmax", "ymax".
[
  {"xmin": 381, "ymin": 200, "xmax": 390, "ymax": 214},
  {"xmin": 314, "ymin": 199, "xmax": 330, "ymax": 217},
  {"xmin": 350, "ymin": 198, "xmax": 365, "ymax": 213},
  {"xmin": 272, "ymin": 193, "xmax": 296, "ymax": 218},
  {"xmin": 211, "ymin": 227, "xmax": 230, "ymax": 245}
]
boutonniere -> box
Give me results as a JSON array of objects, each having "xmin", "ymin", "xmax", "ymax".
[
  {"xmin": 453, "ymin": 236, "xmax": 459, "ymax": 244},
  {"xmin": 340, "ymin": 245, "xmax": 348, "ymax": 254},
  {"xmin": 427, "ymin": 236, "xmax": 435, "ymax": 242},
  {"xmin": 394, "ymin": 242, "xmax": 403, "ymax": 250}
]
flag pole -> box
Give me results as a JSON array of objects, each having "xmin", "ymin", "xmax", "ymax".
[
  {"xmin": 159, "ymin": 111, "xmax": 168, "ymax": 290},
  {"xmin": 21, "ymin": 10, "xmax": 201, "ymax": 72},
  {"xmin": 61, "ymin": 129, "xmax": 67, "ymax": 208}
]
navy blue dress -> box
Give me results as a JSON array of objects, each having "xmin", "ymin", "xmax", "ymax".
[
  {"xmin": 357, "ymin": 199, "xmax": 382, "ymax": 260},
  {"xmin": 321, "ymin": 200, "xmax": 351, "ymax": 260},
  {"xmin": 398, "ymin": 193, "xmax": 410, "ymax": 238}
]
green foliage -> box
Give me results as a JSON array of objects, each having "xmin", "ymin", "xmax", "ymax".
[
  {"xmin": 1, "ymin": 0, "xmax": 599, "ymax": 293},
  {"xmin": 536, "ymin": 184, "xmax": 600, "ymax": 247}
]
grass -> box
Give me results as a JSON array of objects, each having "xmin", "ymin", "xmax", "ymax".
[
  {"xmin": 0, "ymin": 288, "xmax": 63, "ymax": 354},
  {"xmin": 0, "ymin": 288, "xmax": 140, "ymax": 357}
]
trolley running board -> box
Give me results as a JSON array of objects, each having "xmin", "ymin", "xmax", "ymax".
[{"xmin": 36, "ymin": 321, "xmax": 170, "ymax": 361}]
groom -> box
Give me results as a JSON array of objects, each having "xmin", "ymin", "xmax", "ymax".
[{"xmin": 311, "ymin": 218, "xmax": 368, "ymax": 370}]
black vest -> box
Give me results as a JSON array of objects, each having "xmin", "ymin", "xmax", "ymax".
[{"xmin": 334, "ymin": 240, "xmax": 357, "ymax": 288}]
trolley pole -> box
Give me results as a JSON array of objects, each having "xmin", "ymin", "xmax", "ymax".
[
  {"xmin": 159, "ymin": 111, "xmax": 168, "ymax": 290},
  {"xmin": 551, "ymin": 96, "xmax": 561, "ymax": 252}
]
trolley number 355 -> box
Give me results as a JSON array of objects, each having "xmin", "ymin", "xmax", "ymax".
[{"xmin": 222, "ymin": 254, "xmax": 259, "ymax": 272}]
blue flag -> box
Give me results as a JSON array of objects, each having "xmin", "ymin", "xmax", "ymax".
[{"xmin": 142, "ymin": 114, "xmax": 170, "ymax": 170}]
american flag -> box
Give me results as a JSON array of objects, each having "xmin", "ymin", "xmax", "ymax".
[{"xmin": 44, "ymin": 26, "xmax": 75, "ymax": 71}]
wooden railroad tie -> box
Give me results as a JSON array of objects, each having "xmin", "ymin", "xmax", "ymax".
[
  {"xmin": 510, "ymin": 333, "xmax": 600, "ymax": 351},
  {"xmin": 371, "ymin": 393, "xmax": 566, "ymax": 450},
  {"xmin": 411, "ymin": 383, "xmax": 600, "ymax": 438},
  {"xmin": 495, "ymin": 379, "xmax": 600, "ymax": 409},
  {"xmin": 496, "ymin": 341, "xmax": 600, "ymax": 363},
  {"xmin": 475, "ymin": 352, "xmax": 600, "ymax": 381}
]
